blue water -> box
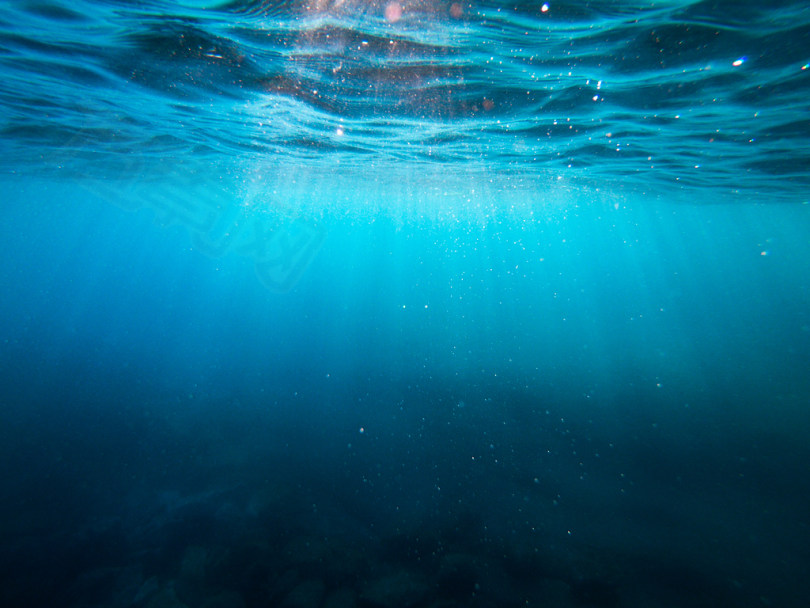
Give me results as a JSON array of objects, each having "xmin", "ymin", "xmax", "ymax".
[{"xmin": 1, "ymin": 1, "xmax": 809, "ymax": 607}]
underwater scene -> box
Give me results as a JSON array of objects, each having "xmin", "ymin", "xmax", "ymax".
[{"xmin": 1, "ymin": 0, "xmax": 809, "ymax": 607}]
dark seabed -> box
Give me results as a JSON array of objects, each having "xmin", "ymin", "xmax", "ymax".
[{"xmin": 1, "ymin": 1, "xmax": 809, "ymax": 607}]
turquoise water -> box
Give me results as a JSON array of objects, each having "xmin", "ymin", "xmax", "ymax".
[{"xmin": 1, "ymin": 1, "xmax": 809, "ymax": 607}]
